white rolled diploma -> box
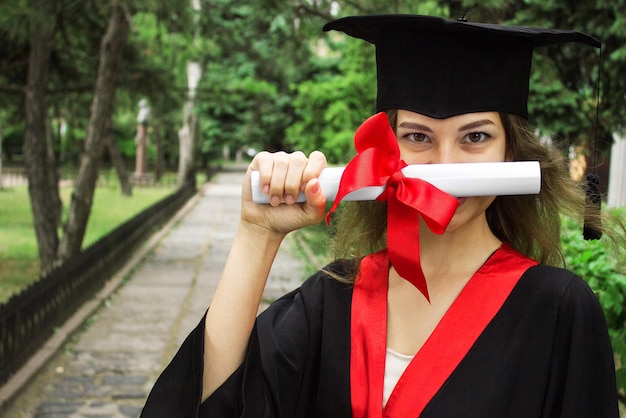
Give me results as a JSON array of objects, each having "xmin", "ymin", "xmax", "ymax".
[{"xmin": 251, "ymin": 161, "xmax": 541, "ymax": 203}]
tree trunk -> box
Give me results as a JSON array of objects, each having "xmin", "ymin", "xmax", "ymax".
[
  {"xmin": 23, "ymin": 0, "xmax": 61, "ymax": 273},
  {"xmin": 177, "ymin": 60, "xmax": 201, "ymax": 189},
  {"xmin": 45, "ymin": 115, "xmax": 62, "ymax": 222},
  {"xmin": 177, "ymin": 100, "xmax": 197, "ymax": 189},
  {"xmin": 0, "ymin": 120, "xmax": 3, "ymax": 191},
  {"xmin": 57, "ymin": 3, "xmax": 131, "ymax": 261},
  {"xmin": 154, "ymin": 122, "xmax": 164, "ymax": 182},
  {"xmin": 107, "ymin": 134, "xmax": 132, "ymax": 196}
]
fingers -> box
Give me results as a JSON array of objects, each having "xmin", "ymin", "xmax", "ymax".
[
  {"xmin": 251, "ymin": 151, "xmax": 275, "ymax": 196},
  {"xmin": 251, "ymin": 151, "xmax": 326, "ymax": 207},
  {"xmin": 283, "ymin": 151, "xmax": 308, "ymax": 205},
  {"xmin": 302, "ymin": 150, "xmax": 327, "ymax": 188}
]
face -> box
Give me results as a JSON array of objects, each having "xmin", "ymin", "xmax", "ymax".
[{"xmin": 394, "ymin": 109, "xmax": 508, "ymax": 234}]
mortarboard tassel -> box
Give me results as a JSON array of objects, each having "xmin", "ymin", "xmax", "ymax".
[
  {"xmin": 583, "ymin": 46, "xmax": 604, "ymax": 241},
  {"xmin": 583, "ymin": 173, "xmax": 602, "ymax": 240}
]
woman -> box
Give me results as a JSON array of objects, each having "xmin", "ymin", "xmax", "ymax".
[{"xmin": 142, "ymin": 15, "xmax": 620, "ymax": 417}]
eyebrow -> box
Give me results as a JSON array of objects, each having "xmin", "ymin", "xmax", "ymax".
[
  {"xmin": 397, "ymin": 122, "xmax": 433, "ymax": 132},
  {"xmin": 458, "ymin": 119, "xmax": 496, "ymax": 131},
  {"xmin": 397, "ymin": 119, "xmax": 495, "ymax": 132}
]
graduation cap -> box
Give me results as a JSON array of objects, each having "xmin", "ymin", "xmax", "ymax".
[{"xmin": 322, "ymin": 14, "xmax": 600, "ymax": 119}]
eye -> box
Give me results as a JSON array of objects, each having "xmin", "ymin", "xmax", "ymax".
[
  {"xmin": 403, "ymin": 132, "xmax": 430, "ymax": 143},
  {"xmin": 462, "ymin": 132, "xmax": 491, "ymax": 143}
]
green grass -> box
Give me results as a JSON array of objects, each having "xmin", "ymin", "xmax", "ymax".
[{"xmin": 0, "ymin": 184, "xmax": 174, "ymax": 304}]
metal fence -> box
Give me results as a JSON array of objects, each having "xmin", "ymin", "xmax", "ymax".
[
  {"xmin": 0, "ymin": 184, "xmax": 196, "ymax": 386},
  {"xmin": 0, "ymin": 167, "xmax": 179, "ymax": 188}
]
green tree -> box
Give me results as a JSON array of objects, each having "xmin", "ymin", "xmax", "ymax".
[
  {"xmin": 21, "ymin": 0, "xmax": 62, "ymax": 271},
  {"xmin": 0, "ymin": 0, "xmax": 194, "ymax": 272},
  {"xmin": 192, "ymin": 0, "xmax": 321, "ymax": 163},
  {"xmin": 285, "ymin": 36, "xmax": 376, "ymax": 163},
  {"xmin": 57, "ymin": 2, "xmax": 132, "ymax": 261},
  {"xmin": 286, "ymin": 0, "xmax": 444, "ymax": 164}
]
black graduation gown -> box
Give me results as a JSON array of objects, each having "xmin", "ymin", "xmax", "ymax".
[{"xmin": 140, "ymin": 262, "xmax": 619, "ymax": 418}]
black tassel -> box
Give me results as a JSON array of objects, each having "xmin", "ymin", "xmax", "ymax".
[{"xmin": 583, "ymin": 173, "xmax": 602, "ymax": 240}]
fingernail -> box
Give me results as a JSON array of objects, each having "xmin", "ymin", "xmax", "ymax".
[
  {"xmin": 285, "ymin": 195, "xmax": 295, "ymax": 204},
  {"xmin": 270, "ymin": 195, "xmax": 281, "ymax": 206},
  {"xmin": 263, "ymin": 185, "xmax": 270, "ymax": 194},
  {"xmin": 310, "ymin": 181, "xmax": 320, "ymax": 195}
]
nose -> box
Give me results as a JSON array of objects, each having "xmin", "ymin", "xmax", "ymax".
[{"xmin": 429, "ymin": 143, "xmax": 459, "ymax": 164}]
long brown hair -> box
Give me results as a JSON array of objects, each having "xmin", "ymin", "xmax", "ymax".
[{"xmin": 329, "ymin": 110, "xmax": 608, "ymax": 280}]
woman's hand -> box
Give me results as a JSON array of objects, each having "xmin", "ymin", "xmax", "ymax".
[{"xmin": 241, "ymin": 150, "xmax": 327, "ymax": 236}]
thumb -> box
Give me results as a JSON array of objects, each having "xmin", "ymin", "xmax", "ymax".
[{"xmin": 302, "ymin": 178, "xmax": 326, "ymax": 222}]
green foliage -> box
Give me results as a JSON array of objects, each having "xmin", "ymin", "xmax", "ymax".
[
  {"xmin": 506, "ymin": 0, "xmax": 626, "ymax": 141},
  {"xmin": 527, "ymin": 58, "xmax": 592, "ymax": 145},
  {"xmin": 286, "ymin": 37, "xmax": 376, "ymax": 163},
  {"xmin": 0, "ymin": 1, "xmax": 194, "ymax": 170},
  {"xmin": 190, "ymin": 0, "xmax": 326, "ymax": 159},
  {"xmin": 561, "ymin": 211, "xmax": 626, "ymax": 393},
  {"xmin": 1, "ymin": 0, "xmax": 626, "ymax": 168}
]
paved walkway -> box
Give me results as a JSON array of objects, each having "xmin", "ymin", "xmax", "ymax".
[{"xmin": 1, "ymin": 168, "xmax": 306, "ymax": 417}]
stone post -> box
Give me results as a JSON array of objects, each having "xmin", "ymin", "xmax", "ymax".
[
  {"xmin": 132, "ymin": 99, "xmax": 152, "ymax": 184},
  {"xmin": 608, "ymin": 132, "xmax": 626, "ymax": 207}
]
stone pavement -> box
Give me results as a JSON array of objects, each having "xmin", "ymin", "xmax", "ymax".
[{"xmin": 1, "ymin": 168, "xmax": 307, "ymax": 417}]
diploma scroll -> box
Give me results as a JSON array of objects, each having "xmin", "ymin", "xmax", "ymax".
[{"xmin": 251, "ymin": 161, "xmax": 541, "ymax": 204}]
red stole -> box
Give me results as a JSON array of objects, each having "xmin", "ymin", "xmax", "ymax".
[{"xmin": 350, "ymin": 244, "xmax": 538, "ymax": 417}]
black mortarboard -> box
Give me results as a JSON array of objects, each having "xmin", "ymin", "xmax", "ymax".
[{"xmin": 323, "ymin": 15, "xmax": 600, "ymax": 119}]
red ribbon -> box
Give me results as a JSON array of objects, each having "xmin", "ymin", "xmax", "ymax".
[{"xmin": 326, "ymin": 113, "xmax": 459, "ymax": 301}]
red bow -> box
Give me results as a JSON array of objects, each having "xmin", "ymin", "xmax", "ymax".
[{"xmin": 326, "ymin": 113, "xmax": 458, "ymax": 301}]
